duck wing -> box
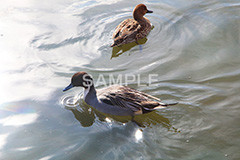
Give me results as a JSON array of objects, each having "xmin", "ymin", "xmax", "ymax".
[
  {"xmin": 98, "ymin": 85, "xmax": 168, "ymax": 114},
  {"xmin": 111, "ymin": 19, "xmax": 140, "ymax": 47}
]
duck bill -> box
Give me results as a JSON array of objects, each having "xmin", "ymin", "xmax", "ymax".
[
  {"xmin": 147, "ymin": 10, "xmax": 153, "ymax": 13},
  {"xmin": 63, "ymin": 83, "xmax": 74, "ymax": 92}
]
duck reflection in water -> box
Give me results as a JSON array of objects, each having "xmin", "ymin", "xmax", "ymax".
[
  {"xmin": 66, "ymin": 99, "xmax": 177, "ymax": 131},
  {"xmin": 111, "ymin": 37, "xmax": 148, "ymax": 59}
]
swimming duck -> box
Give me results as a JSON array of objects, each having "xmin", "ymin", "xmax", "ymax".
[
  {"xmin": 63, "ymin": 72, "xmax": 177, "ymax": 117},
  {"xmin": 111, "ymin": 4, "xmax": 153, "ymax": 47}
]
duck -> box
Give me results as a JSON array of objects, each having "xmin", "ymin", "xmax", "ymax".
[
  {"xmin": 111, "ymin": 4, "xmax": 153, "ymax": 47},
  {"xmin": 63, "ymin": 72, "xmax": 177, "ymax": 118}
]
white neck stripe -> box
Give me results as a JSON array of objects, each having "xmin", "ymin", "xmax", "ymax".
[{"xmin": 83, "ymin": 87, "xmax": 90, "ymax": 100}]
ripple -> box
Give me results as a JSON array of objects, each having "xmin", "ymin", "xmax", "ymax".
[
  {"xmin": 2, "ymin": 1, "xmax": 240, "ymax": 160},
  {"xmin": 61, "ymin": 92, "xmax": 83, "ymax": 109},
  {"xmin": 29, "ymin": 2, "xmax": 190, "ymax": 75}
]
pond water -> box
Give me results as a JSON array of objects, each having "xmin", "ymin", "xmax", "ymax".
[{"xmin": 0, "ymin": 0, "xmax": 240, "ymax": 159}]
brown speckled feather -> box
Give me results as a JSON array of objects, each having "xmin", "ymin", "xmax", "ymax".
[
  {"xmin": 111, "ymin": 18, "xmax": 151, "ymax": 47},
  {"xmin": 112, "ymin": 19, "xmax": 140, "ymax": 39}
]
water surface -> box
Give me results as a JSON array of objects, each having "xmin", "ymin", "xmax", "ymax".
[{"xmin": 0, "ymin": 0, "xmax": 240, "ymax": 159}]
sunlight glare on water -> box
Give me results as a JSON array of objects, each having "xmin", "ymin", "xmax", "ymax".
[
  {"xmin": 134, "ymin": 129, "xmax": 143, "ymax": 142},
  {"xmin": 0, "ymin": 0, "xmax": 240, "ymax": 159},
  {"xmin": 0, "ymin": 113, "xmax": 38, "ymax": 127}
]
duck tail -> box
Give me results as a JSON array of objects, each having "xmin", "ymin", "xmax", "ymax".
[
  {"xmin": 158, "ymin": 102, "xmax": 178, "ymax": 107},
  {"xmin": 111, "ymin": 43, "xmax": 116, "ymax": 47},
  {"xmin": 111, "ymin": 41, "xmax": 120, "ymax": 47},
  {"xmin": 111, "ymin": 38, "xmax": 124, "ymax": 47},
  {"xmin": 153, "ymin": 102, "xmax": 178, "ymax": 110}
]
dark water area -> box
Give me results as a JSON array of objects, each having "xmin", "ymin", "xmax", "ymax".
[{"xmin": 0, "ymin": 0, "xmax": 240, "ymax": 159}]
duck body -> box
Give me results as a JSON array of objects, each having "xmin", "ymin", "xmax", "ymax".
[
  {"xmin": 111, "ymin": 4, "xmax": 153, "ymax": 47},
  {"xmin": 63, "ymin": 72, "xmax": 178, "ymax": 116},
  {"xmin": 84, "ymin": 85, "xmax": 134, "ymax": 116}
]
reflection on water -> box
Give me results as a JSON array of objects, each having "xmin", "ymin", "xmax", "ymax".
[
  {"xmin": 1, "ymin": 0, "xmax": 240, "ymax": 159},
  {"xmin": 111, "ymin": 25, "xmax": 155, "ymax": 58},
  {"xmin": 134, "ymin": 128, "xmax": 143, "ymax": 142},
  {"xmin": 70, "ymin": 103, "xmax": 95, "ymax": 127},
  {"xmin": 111, "ymin": 37, "xmax": 148, "ymax": 58},
  {"xmin": 0, "ymin": 134, "xmax": 8, "ymax": 151},
  {"xmin": 61, "ymin": 93, "xmax": 178, "ymax": 132},
  {"xmin": 0, "ymin": 104, "xmax": 39, "ymax": 156},
  {"xmin": 0, "ymin": 113, "xmax": 38, "ymax": 127}
]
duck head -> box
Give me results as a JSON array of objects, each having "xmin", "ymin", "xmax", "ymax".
[
  {"xmin": 63, "ymin": 72, "xmax": 93, "ymax": 91},
  {"xmin": 133, "ymin": 4, "xmax": 153, "ymax": 20}
]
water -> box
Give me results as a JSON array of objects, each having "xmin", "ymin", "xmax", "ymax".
[{"xmin": 0, "ymin": 0, "xmax": 240, "ymax": 159}]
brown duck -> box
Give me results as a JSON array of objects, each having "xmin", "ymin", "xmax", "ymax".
[{"xmin": 111, "ymin": 4, "xmax": 153, "ymax": 47}]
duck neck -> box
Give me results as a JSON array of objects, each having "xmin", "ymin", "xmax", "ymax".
[
  {"xmin": 83, "ymin": 84, "xmax": 97, "ymax": 105},
  {"xmin": 133, "ymin": 14, "xmax": 146, "ymax": 27}
]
